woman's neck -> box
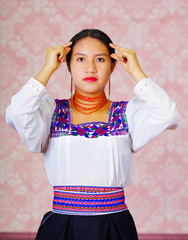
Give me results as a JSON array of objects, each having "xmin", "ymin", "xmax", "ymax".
[{"xmin": 70, "ymin": 90, "xmax": 109, "ymax": 115}]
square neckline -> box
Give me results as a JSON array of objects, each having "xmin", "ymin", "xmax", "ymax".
[
  {"xmin": 50, "ymin": 99, "xmax": 129, "ymax": 139},
  {"xmin": 67, "ymin": 99, "xmax": 114, "ymax": 127}
]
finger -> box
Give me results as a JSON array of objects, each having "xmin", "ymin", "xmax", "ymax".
[
  {"xmin": 110, "ymin": 53, "xmax": 118, "ymax": 60},
  {"xmin": 117, "ymin": 52, "xmax": 128, "ymax": 63},
  {"xmin": 58, "ymin": 52, "xmax": 64, "ymax": 61},
  {"xmin": 110, "ymin": 43, "xmax": 132, "ymax": 54},
  {"xmin": 109, "ymin": 43, "xmax": 122, "ymax": 51},
  {"xmin": 63, "ymin": 42, "xmax": 73, "ymax": 47},
  {"xmin": 60, "ymin": 47, "xmax": 71, "ymax": 61},
  {"xmin": 60, "ymin": 42, "xmax": 72, "ymax": 48},
  {"xmin": 60, "ymin": 49, "xmax": 71, "ymax": 62},
  {"xmin": 57, "ymin": 46, "xmax": 71, "ymax": 60},
  {"xmin": 111, "ymin": 53, "xmax": 127, "ymax": 64},
  {"xmin": 58, "ymin": 53, "xmax": 65, "ymax": 63},
  {"xmin": 57, "ymin": 50, "xmax": 65, "ymax": 61},
  {"xmin": 65, "ymin": 47, "xmax": 71, "ymax": 55},
  {"xmin": 111, "ymin": 53, "xmax": 123, "ymax": 62}
]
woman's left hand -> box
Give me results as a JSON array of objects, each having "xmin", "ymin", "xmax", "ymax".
[{"xmin": 110, "ymin": 43, "xmax": 147, "ymax": 82}]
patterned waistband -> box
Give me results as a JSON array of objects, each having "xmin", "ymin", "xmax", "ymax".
[{"xmin": 53, "ymin": 186, "xmax": 128, "ymax": 216}]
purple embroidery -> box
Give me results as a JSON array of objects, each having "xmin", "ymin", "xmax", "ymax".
[{"xmin": 50, "ymin": 100, "xmax": 129, "ymax": 138}]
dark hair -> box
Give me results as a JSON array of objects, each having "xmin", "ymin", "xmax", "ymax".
[{"xmin": 66, "ymin": 29, "xmax": 116, "ymax": 69}]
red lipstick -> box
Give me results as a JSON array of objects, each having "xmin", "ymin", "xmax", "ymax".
[{"xmin": 84, "ymin": 77, "xmax": 97, "ymax": 82}]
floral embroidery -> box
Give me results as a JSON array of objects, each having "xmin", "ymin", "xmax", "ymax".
[
  {"xmin": 70, "ymin": 126, "xmax": 89, "ymax": 137},
  {"xmin": 94, "ymin": 126, "xmax": 108, "ymax": 136},
  {"xmin": 110, "ymin": 111, "xmax": 122, "ymax": 130},
  {"xmin": 68, "ymin": 124, "xmax": 110, "ymax": 138},
  {"xmin": 50, "ymin": 100, "xmax": 129, "ymax": 139}
]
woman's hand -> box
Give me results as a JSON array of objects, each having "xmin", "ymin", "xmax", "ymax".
[
  {"xmin": 35, "ymin": 42, "xmax": 72, "ymax": 86},
  {"xmin": 44, "ymin": 42, "xmax": 72, "ymax": 71},
  {"xmin": 110, "ymin": 43, "xmax": 147, "ymax": 83}
]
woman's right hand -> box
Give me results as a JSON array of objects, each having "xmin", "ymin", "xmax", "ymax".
[
  {"xmin": 35, "ymin": 42, "xmax": 72, "ymax": 86},
  {"xmin": 44, "ymin": 42, "xmax": 72, "ymax": 72}
]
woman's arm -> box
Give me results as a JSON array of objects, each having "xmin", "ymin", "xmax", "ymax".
[
  {"xmin": 5, "ymin": 78, "xmax": 56, "ymax": 153},
  {"xmin": 126, "ymin": 78, "xmax": 180, "ymax": 152},
  {"xmin": 5, "ymin": 42, "xmax": 72, "ymax": 152},
  {"xmin": 110, "ymin": 43, "xmax": 180, "ymax": 151}
]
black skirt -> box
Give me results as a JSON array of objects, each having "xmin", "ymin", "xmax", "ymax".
[{"xmin": 35, "ymin": 210, "xmax": 138, "ymax": 240}]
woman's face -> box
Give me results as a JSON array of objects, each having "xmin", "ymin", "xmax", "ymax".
[{"xmin": 69, "ymin": 37, "xmax": 114, "ymax": 97}]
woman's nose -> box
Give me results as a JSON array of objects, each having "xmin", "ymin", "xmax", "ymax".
[{"xmin": 85, "ymin": 60, "xmax": 97, "ymax": 73}]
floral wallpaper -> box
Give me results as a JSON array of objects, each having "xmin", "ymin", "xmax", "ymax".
[{"xmin": 0, "ymin": 0, "xmax": 188, "ymax": 233}]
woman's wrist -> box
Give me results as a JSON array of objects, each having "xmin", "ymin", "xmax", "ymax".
[
  {"xmin": 131, "ymin": 69, "xmax": 148, "ymax": 83},
  {"xmin": 35, "ymin": 65, "xmax": 55, "ymax": 87}
]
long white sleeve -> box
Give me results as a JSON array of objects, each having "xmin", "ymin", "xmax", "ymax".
[
  {"xmin": 126, "ymin": 78, "xmax": 180, "ymax": 152},
  {"xmin": 5, "ymin": 78, "xmax": 56, "ymax": 153}
]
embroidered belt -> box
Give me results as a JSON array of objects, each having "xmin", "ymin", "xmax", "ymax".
[{"xmin": 53, "ymin": 186, "xmax": 128, "ymax": 215}]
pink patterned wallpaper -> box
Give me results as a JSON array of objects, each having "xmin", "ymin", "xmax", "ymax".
[{"xmin": 0, "ymin": 0, "xmax": 188, "ymax": 234}]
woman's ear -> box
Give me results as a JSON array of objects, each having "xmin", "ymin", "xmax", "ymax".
[{"xmin": 111, "ymin": 61, "xmax": 116, "ymax": 73}]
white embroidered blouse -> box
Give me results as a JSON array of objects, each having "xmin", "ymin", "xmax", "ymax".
[{"xmin": 5, "ymin": 78, "xmax": 180, "ymax": 188}]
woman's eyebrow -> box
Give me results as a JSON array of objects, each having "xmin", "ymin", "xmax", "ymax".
[
  {"xmin": 73, "ymin": 53, "xmax": 108, "ymax": 57},
  {"xmin": 95, "ymin": 53, "xmax": 108, "ymax": 57}
]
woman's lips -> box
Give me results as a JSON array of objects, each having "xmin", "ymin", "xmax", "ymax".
[{"xmin": 84, "ymin": 77, "xmax": 97, "ymax": 82}]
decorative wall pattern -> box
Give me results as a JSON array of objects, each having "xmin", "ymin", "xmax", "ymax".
[{"xmin": 0, "ymin": 0, "xmax": 188, "ymax": 233}]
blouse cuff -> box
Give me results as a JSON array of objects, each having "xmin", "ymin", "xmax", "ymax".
[
  {"xmin": 133, "ymin": 78, "xmax": 153, "ymax": 97},
  {"xmin": 27, "ymin": 77, "xmax": 46, "ymax": 95}
]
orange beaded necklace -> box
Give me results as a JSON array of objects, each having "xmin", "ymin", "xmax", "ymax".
[{"xmin": 70, "ymin": 90, "xmax": 110, "ymax": 115}]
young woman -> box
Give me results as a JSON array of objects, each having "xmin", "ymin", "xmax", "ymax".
[{"xmin": 6, "ymin": 29, "xmax": 180, "ymax": 240}]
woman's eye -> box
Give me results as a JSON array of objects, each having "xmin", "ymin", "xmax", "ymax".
[
  {"xmin": 96, "ymin": 58, "xmax": 105, "ymax": 62},
  {"xmin": 77, "ymin": 57, "xmax": 85, "ymax": 62}
]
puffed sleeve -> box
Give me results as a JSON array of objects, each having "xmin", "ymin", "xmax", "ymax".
[
  {"xmin": 126, "ymin": 78, "xmax": 181, "ymax": 152},
  {"xmin": 5, "ymin": 78, "xmax": 56, "ymax": 153}
]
